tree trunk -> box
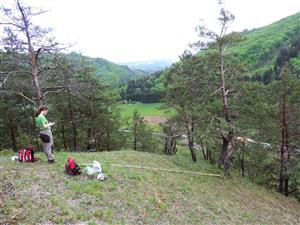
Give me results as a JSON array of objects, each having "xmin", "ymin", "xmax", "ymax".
[
  {"xmin": 67, "ymin": 90, "xmax": 77, "ymax": 150},
  {"xmin": 106, "ymin": 130, "xmax": 111, "ymax": 151},
  {"xmin": 133, "ymin": 121, "xmax": 137, "ymax": 151},
  {"xmin": 61, "ymin": 121, "xmax": 67, "ymax": 150},
  {"xmin": 241, "ymin": 148, "xmax": 245, "ymax": 177},
  {"xmin": 6, "ymin": 111, "xmax": 17, "ymax": 151},
  {"xmin": 164, "ymin": 137, "xmax": 177, "ymax": 155},
  {"xmin": 199, "ymin": 138, "xmax": 207, "ymax": 160},
  {"xmin": 22, "ymin": 99, "xmax": 34, "ymax": 144},
  {"xmin": 8, "ymin": 122, "xmax": 17, "ymax": 151},
  {"xmin": 186, "ymin": 119, "xmax": 197, "ymax": 162},
  {"xmin": 279, "ymin": 84, "xmax": 289, "ymax": 196},
  {"xmin": 17, "ymin": 1, "xmax": 43, "ymax": 107},
  {"xmin": 219, "ymin": 47, "xmax": 230, "ymax": 123},
  {"xmin": 32, "ymin": 65, "xmax": 43, "ymax": 107},
  {"xmin": 218, "ymin": 130, "xmax": 235, "ymax": 175},
  {"xmin": 218, "ymin": 46, "xmax": 235, "ymax": 174},
  {"xmin": 239, "ymin": 142, "xmax": 246, "ymax": 177}
]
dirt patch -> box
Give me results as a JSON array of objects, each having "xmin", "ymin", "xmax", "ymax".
[
  {"xmin": 144, "ymin": 116, "xmax": 167, "ymax": 125},
  {"xmin": 1, "ymin": 177, "xmax": 15, "ymax": 199}
]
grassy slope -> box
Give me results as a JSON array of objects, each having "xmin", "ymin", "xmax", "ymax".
[{"xmin": 1, "ymin": 150, "xmax": 299, "ymax": 225}]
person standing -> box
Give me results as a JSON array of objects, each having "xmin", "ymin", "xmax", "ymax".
[{"xmin": 35, "ymin": 106, "xmax": 55, "ymax": 163}]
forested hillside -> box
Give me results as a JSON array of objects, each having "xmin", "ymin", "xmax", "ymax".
[
  {"xmin": 232, "ymin": 12, "xmax": 300, "ymax": 82},
  {"xmin": 0, "ymin": 0, "xmax": 299, "ymax": 215},
  {"xmin": 67, "ymin": 52, "xmax": 148, "ymax": 84}
]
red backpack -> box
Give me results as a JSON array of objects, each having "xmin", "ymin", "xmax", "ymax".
[
  {"xmin": 65, "ymin": 157, "xmax": 81, "ymax": 176},
  {"xmin": 18, "ymin": 145, "xmax": 35, "ymax": 162}
]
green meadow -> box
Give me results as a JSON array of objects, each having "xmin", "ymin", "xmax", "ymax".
[{"xmin": 117, "ymin": 102, "xmax": 173, "ymax": 118}]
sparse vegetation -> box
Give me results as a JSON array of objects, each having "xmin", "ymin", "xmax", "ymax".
[{"xmin": 1, "ymin": 150, "xmax": 300, "ymax": 225}]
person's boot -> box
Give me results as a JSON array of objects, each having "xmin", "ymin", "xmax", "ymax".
[{"xmin": 48, "ymin": 159, "xmax": 55, "ymax": 163}]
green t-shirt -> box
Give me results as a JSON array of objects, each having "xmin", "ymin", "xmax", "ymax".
[{"xmin": 35, "ymin": 114, "xmax": 48, "ymax": 131}]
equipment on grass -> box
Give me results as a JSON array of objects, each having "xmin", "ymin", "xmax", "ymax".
[
  {"xmin": 18, "ymin": 145, "xmax": 37, "ymax": 162},
  {"xmin": 65, "ymin": 157, "xmax": 81, "ymax": 176}
]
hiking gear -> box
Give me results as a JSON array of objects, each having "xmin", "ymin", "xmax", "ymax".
[
  {"xmin": 18, "ymin": 146, "xmax": 36, "ymax": 162},
  {"xmin": 65, "ymin": 157, "xmax": 81, "ymax": 176}
]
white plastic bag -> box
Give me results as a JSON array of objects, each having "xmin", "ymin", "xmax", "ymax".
[
  {"xmin": 93, "ymin": 161, "xmax": 102, "ymax": 173},
  {"xmin": 86, "ymin": 166, "xmax": 94, "ymax": 176},
  {"xmin": 85, "ymin": 161, "xmax": 102, "ymax": 175}
]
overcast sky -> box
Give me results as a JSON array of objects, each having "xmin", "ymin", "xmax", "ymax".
[{"xmin": 2, "ymin": 0, "xmax": 300, "ymax": 62}]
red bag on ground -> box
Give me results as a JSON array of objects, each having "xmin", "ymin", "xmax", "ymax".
[
  {"xmin": 65, "ymin": 157, "xmax": 81, "ymax": 176},
  {"xmin": 18, "ymin": 145, "xmax": 37, "ymax": 162}
]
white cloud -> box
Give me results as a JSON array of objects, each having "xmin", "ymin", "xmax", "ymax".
[{"xmin": 1, "ymin": 0, "xmax": 299, "ymax": 62}]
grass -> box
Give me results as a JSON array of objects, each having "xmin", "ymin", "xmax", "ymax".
[
  {"xmin": 1, "ymin": 149, "xmax": 300, "ymax": 224},
  {"xmin": 117, "ymin": 102, "xmax": 172, "ymax": 118}
]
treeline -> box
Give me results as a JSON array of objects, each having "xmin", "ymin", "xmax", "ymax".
[
  {"xmin": 119, "ymin": 70, "xmax": 165, "ymax": 103},
  {"xmin": 250, "ymin": 34, "xmax": 300, "ymax": 83}
]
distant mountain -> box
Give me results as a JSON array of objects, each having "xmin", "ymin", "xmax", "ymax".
[
  {"xmin": 67, "ymin": 52, "xmax": 148, "ymax": 85},
  {"xmin": 120, "ymin": 59, "xmax": 172, "ymax": 73}
]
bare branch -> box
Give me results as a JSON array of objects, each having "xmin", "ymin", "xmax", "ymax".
[
  {"xmin": 0, "ymin": 74, "xmax": 10, "ymax": 88},
  {"xmin": 0, "ymin": 90, "xmax": 37, "ymax": 106},
  {"xmin": 35, "ymin": 47, "xmax": 42, "ymax": 62},
  {"xmin": 225, "ymin": 89, "xmax": 235, "ymax": 96},
  {"xmin": 209, "ymin": 87, "xmax": 222, "ymax": 96},
  {"xmin": 42, "ymin": 86, "xmax": 67, "ymax": 90},
  {"xmin": 0, "ymin": 22, "xmax": 24, "ymax": 30},
  {"xmin": 219, "ymin": 129, "xmax": 226, "ymax": 140},
  {"xmin": 41, "ymin": 89, "xmax": 65, "ymax": 99}
]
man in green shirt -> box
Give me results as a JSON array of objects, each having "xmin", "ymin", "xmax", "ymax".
[{"xmin": 35, "ymin": 106, "xmax": 55, "ymax": 163}]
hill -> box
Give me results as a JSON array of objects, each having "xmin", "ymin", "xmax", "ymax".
[
  {"xmin": 67, "ymin": 52, "xmax": 148, "ymax": 85},
  {"xmin": 231, "ymin": 12, "xmax": 300, "ymax": 79},
  {"xmin": 1, "ymin": 150, "xmax": 299, "ymax": 224},
  {"xmin": 145, "ymin": 12, "xmax": 300, "ymax": 93}
]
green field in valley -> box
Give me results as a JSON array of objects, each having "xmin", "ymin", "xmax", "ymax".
[{"xmin": 118, "ymin": 102, "xmax": 173, "ymax": 118}]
